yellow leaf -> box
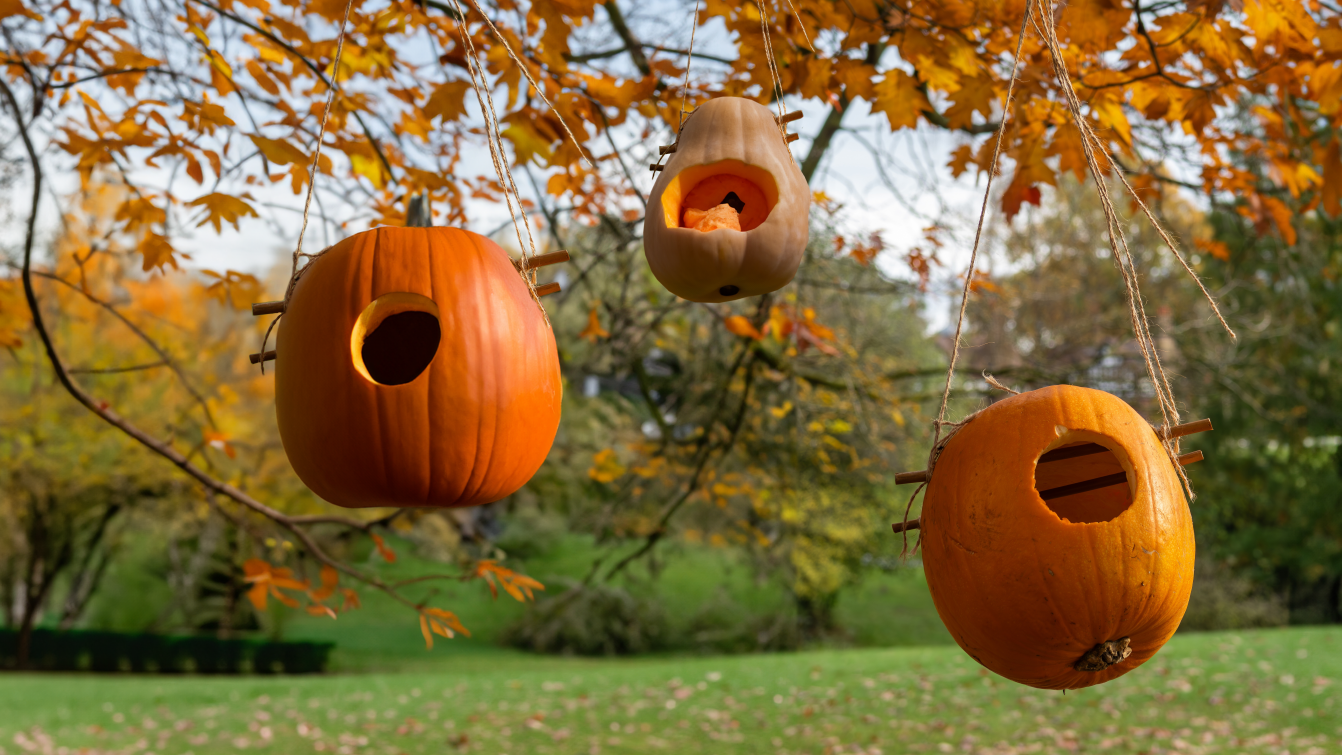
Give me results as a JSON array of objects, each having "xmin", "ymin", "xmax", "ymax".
[
  {"xmin": 588, "ymin": 448, "xmax": 626, "ymax": 483},
  {"xmin": 248, "ymin": 135, "xmax": 307, "ymax": 166},
  {"xmin": 349, "ymin": 153, "xmax": 390, "ymax": 190},
  {"xmin": 501, "ymin": 121, "xmax": 553, "ymax": 165},
  {"xmin": 872, "ymin": 70, "xmax": 930, "ymax": 131},
  {"xmin": 116, "ymin": 197, "xmax": 166, "ymax": 233},
  {"xmin": 770, "ymin": 401, "xmax": 793, "ymax": 419},
  {"xmin": 138, "ymin": 232, "xmax": 178, "ymax": 272},
  {"xmin": 186, "ymin": 193, "xmax": 258, "ymax": 233}
]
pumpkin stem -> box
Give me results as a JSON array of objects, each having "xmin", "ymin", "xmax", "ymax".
[
  {"xmin": 406, "ymin": 192, "xmax": 433, "ymax": 227},
  {"xmin": 1074, "ymin": 637, "xmax": 1132, "ymax": 672}
]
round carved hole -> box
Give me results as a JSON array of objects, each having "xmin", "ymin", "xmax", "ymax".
[
  {"xmin": 719, "ymin": 285, "xmax": 740, "ymax": 296},
  {"xmin": 350, "ymin": 292, "xmax": 441, "ymax": 386},
  {"xmin": 1034, "ymin": 436, "xmax": 1134, "ymax": 524},
  {"xmin": 362, "ymin": 312, "xmax": 440, "ymax": 385}
]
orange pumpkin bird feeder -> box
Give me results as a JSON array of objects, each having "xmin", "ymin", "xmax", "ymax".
[
  {"xmin": 893, "ymin": 387, "xmax": 1212, "ymax": 689},
  {"xmin": 250, "ymin": 228, "xmax": 566, "ymax": 509},
  {"xmin": 886, "ymin": 0, "xmax": 1238, "ymax": 691},
  {"xmin": 644, "ymin": 97, "xmax": 810, "ymax": 302}
]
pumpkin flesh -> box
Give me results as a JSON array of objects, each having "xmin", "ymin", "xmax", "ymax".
[{"xmin": 920, "ymin": 385, "xmax": 1194, "ymax": 690}]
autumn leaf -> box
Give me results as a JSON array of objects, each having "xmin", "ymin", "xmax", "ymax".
[
  {"xmin": 588, "ymin": 448, "xmax": 626, "ymax": 483},
  {"xmin": 370, "ymin": 533, "xmax": 398, "ymax": 563},
  {"xmin": 309, "ymin": 564, "xmax": 339, "ymax": 602},
  {"xmin": 872, "ymin": 70, "xmax": 930, "ymax": 131},
  {"xmin": 203, "ymin": 430, "xmax": 236, "ymax": 459},
  {"xmin": 202, "ymin": 269, "xmax": 262, "ymax": 310},
  {"xmin": 724, "ymin": 315, "xmax": 764, "ymax": 340},
  {"xmin": 423, "ymin": 80, "xmax": 473, "ymax": 122},
  {"xmin": 114, "ymin": 196, "xmax": 165, "ymax": 233},
  {"xmin": 1260, "ymin": 195, "xmax": 1297, "ymax": 246},
  {"xmin": 248, "ymin": 135, "xmax": 307, "ymax": 166},
  {"xmin": 968, "ymin": 271, "xmax": 1000, "ymax": 295},
  {"xmin": 186, "ymin": 193, "xmax": 258, "ymax": 233},
  {"xmin": 138, "ymin": 232, "xmax": 178, "ymax": 272},
  {"xmin": 579, "ymin": 307, "xmax": 609, "ymax": 341},
  {"xmin": 0, "ymin": 0, "xmax": 42, "ymax": 20},
  {"xmin": 1322, "ymin": 138, "xmax": 1342, "ymax": 218},
  {"xmin": 474, "ymin": 561, "xmax": 544, "ymax": 602},
  {"xmin": 1195, "ymin": 238, "xmax": 1232, "ymax": 261}
]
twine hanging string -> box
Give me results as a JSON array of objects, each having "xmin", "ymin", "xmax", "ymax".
[
  {"xmin": 898, "ymin": 0, "xmax": 1036, "ymax": 557},
  {"xmin": 450, "ymin": 0, "xmax": 544, "ymax": 306},
  {"xmin": 1030, "ymin": 0, "xmax": 1233, "ymax": 496},
  {"xmin": 257, "ymin": 0, "xmax": 356, "ymax": 373},
  {"xmin": 901, "ymin": 0, "xmax": 1238, "ymax": 551},
  {"xmin": 459, "ymin": 0, "xmax": 593, "ymax": 173},
  {"xmin": 756, "ymin": 0, "xmax": 794, "ymax": 157},
  {"xmin": 677, "ymin": 0, "xmax": 701, "ymax": 132}
]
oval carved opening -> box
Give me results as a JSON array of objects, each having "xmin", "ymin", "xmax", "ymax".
[
  {"xmin": 660, "ymin": 159, "xmax": 780, "ymax": 233},
  {"xmin": 1034, "ymin": 434, "xmax": 1135, "ymax": 524}
]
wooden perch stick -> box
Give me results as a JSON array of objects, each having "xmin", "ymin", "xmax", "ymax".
[
  {"xmin": 786, "ymin": 133, "xmax": 800, "ymax": 143},
  {"xmin": 512, "ymin": 250, "xmax": 570, "ymax": 272},
  {"xmin": 252, "ymin": 301, "xmax": 285, "ymax": 316},
  {"xmin": 535, "ymin": 282, "xmax": 561, "ymax": 297},
  {"xmin": 649, "ymin": 163, "xmax": 665, "ymax": 171},
  {"xmin": 1041, "ymin": 450, "xmax": 1203, "ymax": 501},
  {"xmin": 249, "ymin": 350, "xmax": 276, "ymax": 365},
  {"xmin": 892, "ymin": 450, "xmax": 1206, "ymax": 535},
  {"xmin": 775, "ymin": 110, "xmax": 804, "ymax": 124},
  {"xmin": 659, "ymin": 145, "xmax": 677, "ymax": 155},
  {"xmin": 894, "ymin": 419, "xmax": 1213, "ymax": 485}
]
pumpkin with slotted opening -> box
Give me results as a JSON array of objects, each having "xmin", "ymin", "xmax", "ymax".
[
  {"xmin": 919, "ymin": 385, "xmax": 1195, "ymax": 690},
  {"xmin": 273, "ymin": 227, "xmax": 562, "ymax": 509},
  {"xmin": 644, "ymin": 97, "xmax": 810, "ymax": 302}
]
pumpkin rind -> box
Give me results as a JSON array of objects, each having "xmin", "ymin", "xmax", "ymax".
[
  {"xmin": 275, "ymin": 227, "xmax": 562, "ymax": 509},
  {"xmin": 920, "ymin": 385, "xmax": 1195, "ymax": 690},
  {"xmin": 644, "ymin": 97, "xmax": 810, "ymax": 302}
]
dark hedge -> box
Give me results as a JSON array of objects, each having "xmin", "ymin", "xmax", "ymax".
[{"xmin": 0, "ymin": 629, "xmax": 333, "ymax": 673}]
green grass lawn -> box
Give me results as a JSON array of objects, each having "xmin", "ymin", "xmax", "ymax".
[{"xmin": 2, "ymin": 626, "xmax": 1337, "ymax": 754}]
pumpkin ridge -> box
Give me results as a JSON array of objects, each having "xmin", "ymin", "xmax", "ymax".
[
  {"xmin": 464, "ymin": 230, "xmax": 500, "ymax": 504},
  {"xmin": 422, "ymin": 228, "xmax": 438, "ymax": 506},
  {"xmin": 367, "ymin": 230, "xmax": 392, "ymax": 500}
]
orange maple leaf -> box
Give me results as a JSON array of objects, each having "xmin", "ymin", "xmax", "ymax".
[
  {"xmin": 724, "ymin": 315, "xmax": 764, "ymax": 340},
  {"xmin": 579, "ymin": 307, "xmax": 609, "ymax": 342}
]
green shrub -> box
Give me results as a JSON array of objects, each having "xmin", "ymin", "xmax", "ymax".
[
  {"xmin": 683, "ymin": 589, "xmax": 800, "ymax": 653},
  {"xmin": 501, "ymin": 581, "xmax": 668, "ymax": 655},
  {"xmin": 1179, "ymin": 557, "xmax": 1288, "ymax": 632}
]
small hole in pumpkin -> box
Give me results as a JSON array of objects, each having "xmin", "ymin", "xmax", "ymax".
[
  {"xmin": 361, "ymin": 311, "xmax": 440, "ymax": 386},
  {"xmin": 719, "ymin": 285, "xmax": 740, "ymax": 296},
  {"xmin": 1034, "ymin": 437, "xmax": 1134, "ymax": 524},
  {"xmin": 721, "ymin": 191, "xmax": 746, "ymax": 213}
]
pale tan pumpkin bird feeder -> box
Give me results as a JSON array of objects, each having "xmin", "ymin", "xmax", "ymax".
[{"xmin": 644, "ymin": 97, "xmax": 810, "ymax": 302}]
